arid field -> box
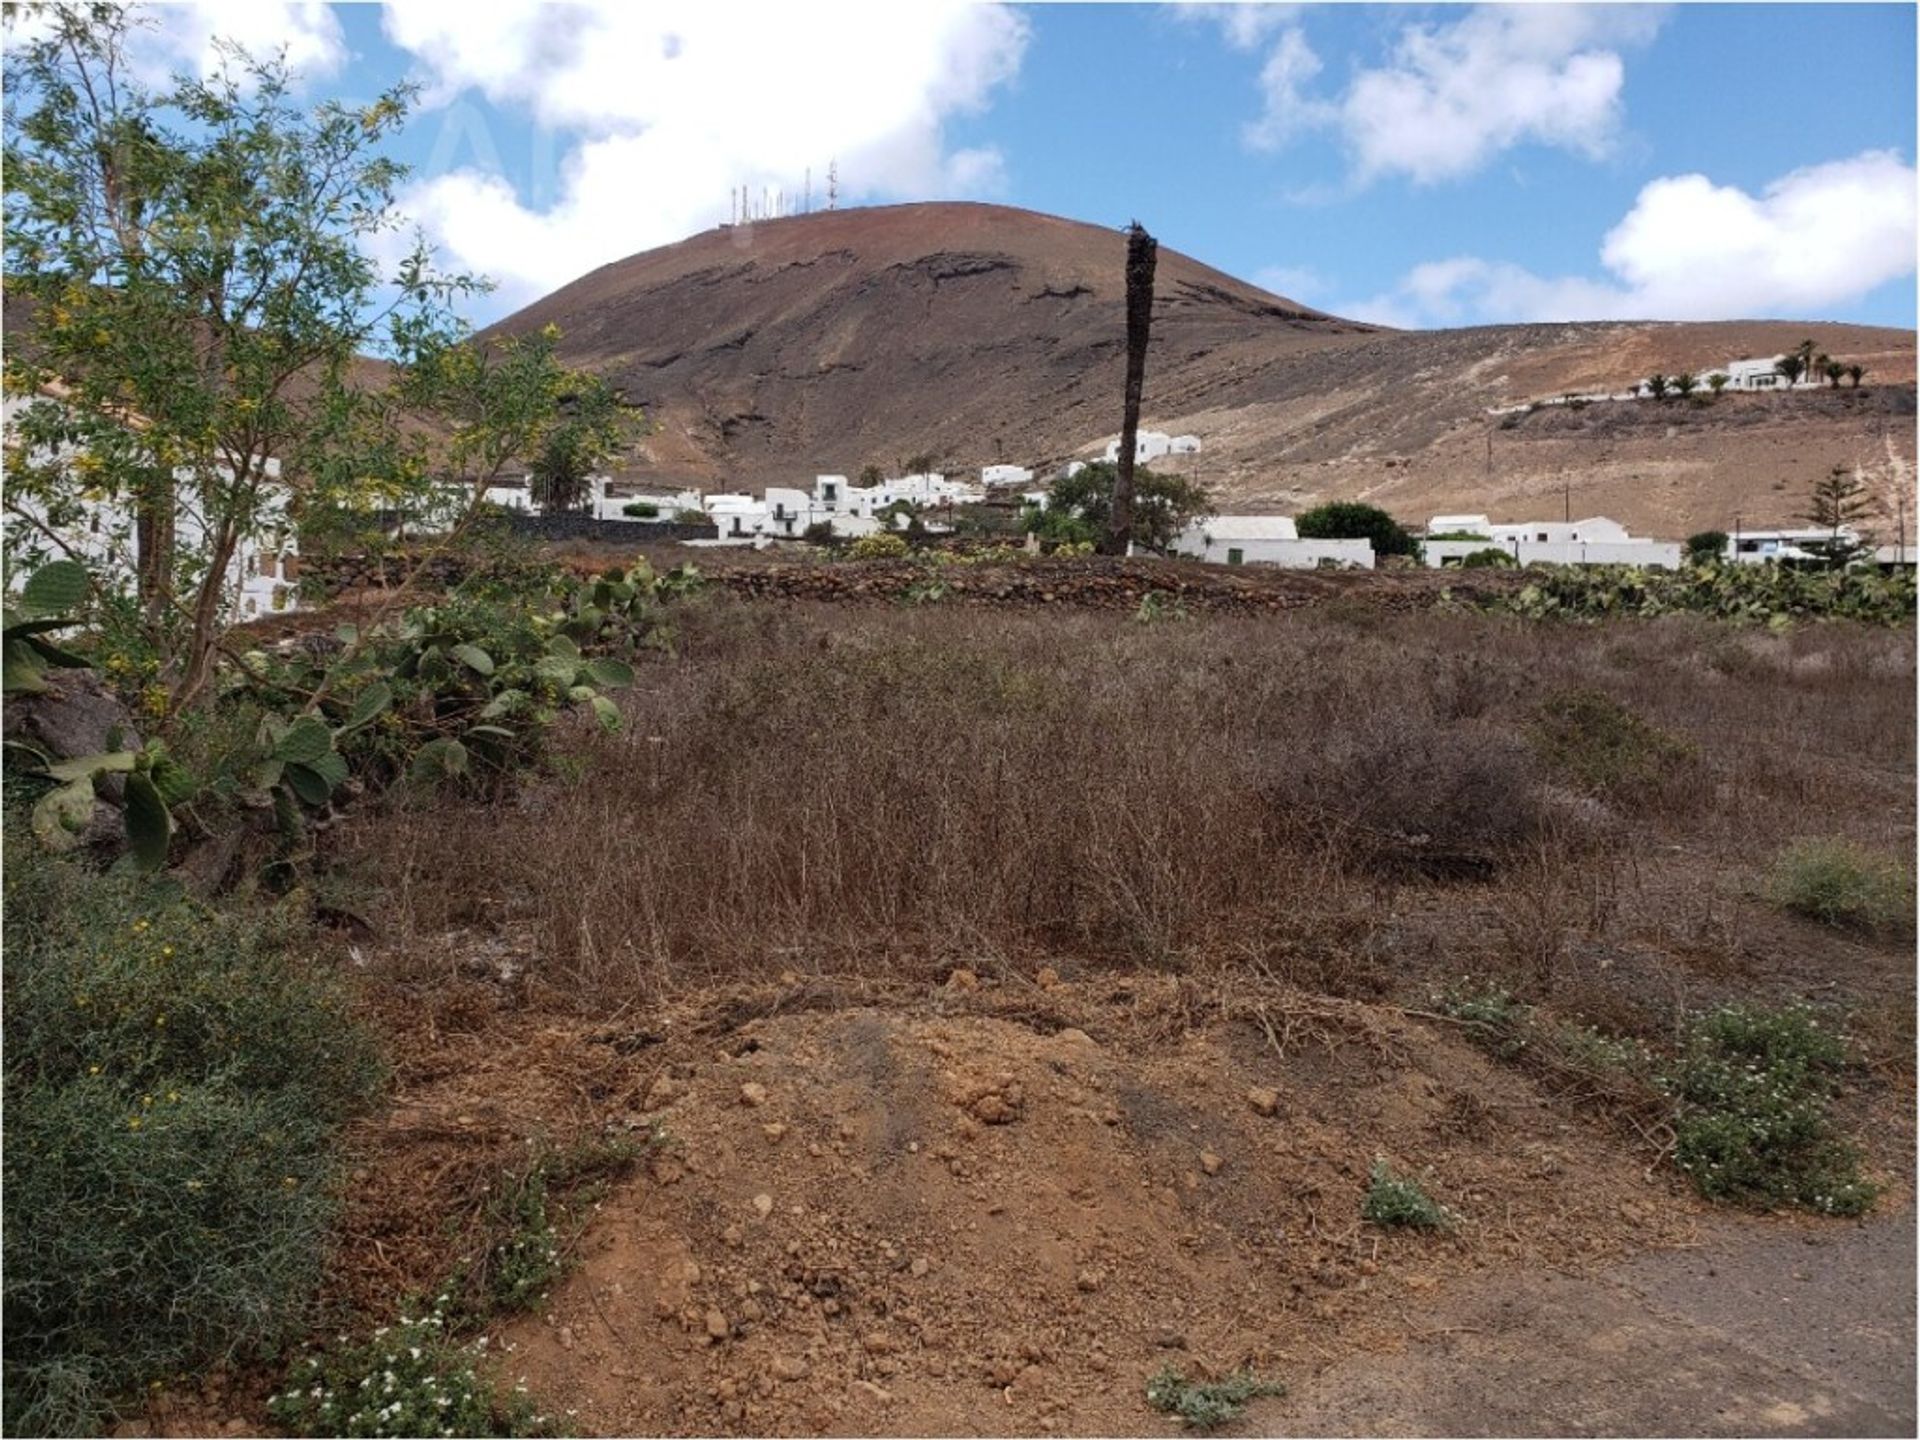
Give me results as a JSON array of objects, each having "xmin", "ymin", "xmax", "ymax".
[{"xmin": 281, "ymin": 584, "xmax": 1915, "ymax": 1437}]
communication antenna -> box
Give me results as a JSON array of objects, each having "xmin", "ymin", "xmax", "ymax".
[
  {"xmin": 827, "ymin": 159, "xmax": 838, "ymax": 210},
  {"xmin": 804, "ymin": 167, "xmax": 812, "ymax": 214}
]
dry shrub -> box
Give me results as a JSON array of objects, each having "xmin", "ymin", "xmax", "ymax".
[
  {"xmin": 1261, "ymin": 718, "xmax": 1544, "ymax": 879},
  {"xmin": 329, "ymin": 601, "xmax": 1914, "ymax": 1005}
]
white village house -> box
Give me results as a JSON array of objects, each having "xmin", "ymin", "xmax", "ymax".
[
  {"xmin": 1422, "ymin": 514, "xmax": 1681, "ymax": 570},
  {"xmin": 1723, "ymin": 526, "xmax": 1867, "ymax": 565},
  {"xmin": 591, "ymin": 479, "xmax": 705, "ymax": 522},
  {"xmin": 679, "ymin": 471, "xmax": 990, "ymax": 546},
  {"xmin": 2, "ymin": 395, "xmax": 301, "ymax": 620},
  {"xmin": 1169, "ymin": 515, "xmax": 1374, "ymax": 570},
  {"xmin": 1101, "ymin": 430, "xmax": 1202, "ymax": 465},
  {"xmin": 1489, "ymin": 353, "xmax": 1827, "ymax": 416}
]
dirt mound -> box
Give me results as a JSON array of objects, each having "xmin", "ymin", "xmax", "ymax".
[{"xmin": 333, "ymin": 960, "xmax": 1701, "ymax": 1436}]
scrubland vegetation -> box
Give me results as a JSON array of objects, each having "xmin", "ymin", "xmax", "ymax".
[
  {"xmin": 335, "ymin": 599, "xmax": 1912, "ymax": 1002},
  {"xmin": 9, "ymin": 554, "xmax": 1916, "ymax": 1435}
]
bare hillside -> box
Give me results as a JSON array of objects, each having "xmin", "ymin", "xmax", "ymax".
[{"xmin": 487, "ymin": 202, "xmax": 1916, "ymax": 534}]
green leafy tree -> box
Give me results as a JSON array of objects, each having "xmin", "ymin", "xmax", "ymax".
[
  {"xmin": 1774, "ymin": 354, "xmax": 1808, "ymax": 387},
  {"xmin": 1684, "ymin": 530, "xmax": 1729, "ymax": 565},
  {"xmin": 1644, "ymin": 373, "xmax": 1672, "ymax": 400},
  {"xmin": 1821, "ymin": 360, "xmax": 1845, "ymax": 389},
  {"xmin": 3, "ymin": 4, "xmax": 629, "ymax": 712},
  {"xmin": 527, "ymin": 419, "xmax": 608, "ymax": 515},
  {"xmin": 1706, "ymin": 372, "xmax": 1730, "ymax": 396},
  {"xmin": 1846, "ymin": 363, "xmax": 1868, "ymax": 388},
  {"xmin": 1672, "ymin": 371, "xmax": 1698, "ymax": 398},
  {"xmin": 1295, "ymin": 501, "xmax": 1417, "ymax": 558},
  {"xmin": 1026, "ymin": 461, "xmax": 1210, "ymax": 553}
]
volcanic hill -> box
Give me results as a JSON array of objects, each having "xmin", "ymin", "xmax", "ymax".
[{"xmin": 490, "ymin": 202, "xmax": 1916, "ymax": 534}]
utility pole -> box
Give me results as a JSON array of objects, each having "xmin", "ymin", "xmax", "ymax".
[{"xmin": 1104, "ymin": 220, "xmax": 1158, "ymax": 556}]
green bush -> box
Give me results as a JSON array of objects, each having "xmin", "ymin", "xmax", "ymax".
[
  {"xmin": 1667, "ymin": 1004, "xmax": 1876, "ymax": 1215},
  {"xmin": 1458, "ymin": 547, "xmax": 1516, "ymax": 569},
  {"xmin": 1145, "ymin": 1365, "xmax": 1284, "ymax": 1429},
  {"xmin": 1361, "ymin": 1160, "xmax": 1451, "ymax": 1228},
  {"xmin": 1023, "ymin": 461, "xmax": 1212, "ymax": 553},
  {"xmin": 848, "ymin": 531, "xmax": 910, "ymax": 560},
  {"xmin": 1684, "ymin": 530, "xmax": 1729, "ymax": 565},
  {"xmin": 620, "ymin": 501, "xmax": 659, "ymax": 519},
  {"xmin": 1767, "ymin": 838, "xmax": 1912, "ymax": 932},
  {"xmin": 2, "ymin": 835, "xmax": 382, "ymax": 1437},
  {"xmin": 1531, "ymin": 688, "xmax": 1695, "ymax": 801},
  {"xmin": 1296, "ymin": 501, "xmax": 1416, "ymax": 557}
]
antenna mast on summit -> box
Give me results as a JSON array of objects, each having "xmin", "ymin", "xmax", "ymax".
[
  {"xmin": 804, "ymin": 167, "xmax": 812, "ymax": 214},
  {"xmin": 827, "ymin": 159, "xmax": 838, "ymax": 210}
]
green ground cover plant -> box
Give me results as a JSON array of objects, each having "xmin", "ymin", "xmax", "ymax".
[
  {"xmin": 1145, "ymin": 1365, "xmax": 1285, "ymax": 1428},
  {"xmin": 1667, "ymin": 1004, "xmax": 1877, "ymax": 1216},
  {"xmin": 1, "ymin": 828, "xmax": 382, "ymax": 1437},
  {"xmin": 1361, "ymin": 1160, "xmax": 1451, "ymax": 1229},
  {"xmin": 1767, "ymin": 838, "xmax": 1912, "ymax": 932}
]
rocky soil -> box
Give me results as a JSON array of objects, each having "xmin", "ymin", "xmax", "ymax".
[{"xmin": 319, "ymin": 960, "xmax": 1719, "ymax": 1436}]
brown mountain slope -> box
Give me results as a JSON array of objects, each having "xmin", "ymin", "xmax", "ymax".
[
  {"xmin": 485, "ymin": 201, "xmax": 1375, "ymax": 478},
  {"xmin": 489, "ymin": 202, "xmax": 1915, "ymax": 534}
]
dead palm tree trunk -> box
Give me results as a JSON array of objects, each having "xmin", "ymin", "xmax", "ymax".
[{"xmin": 1104, "ymin": 221, "xmax": 1157, "ymax": 556}]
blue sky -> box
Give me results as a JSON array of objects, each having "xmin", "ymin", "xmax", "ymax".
[{"xmin": 97, "ymin": 3, "xmax": 1919, "ymax": 330}]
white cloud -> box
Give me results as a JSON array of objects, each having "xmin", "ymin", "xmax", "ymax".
[
  {"xmin": 1253, "ymin": 263, "xmax": 1325, "ymax": 303},
  {"xmin": 1243, "ymin": 27, "xmax": 1327, "ymax": 151},
  {"xmin": 137, "ymin": 2, "xmax": 347, "ymax": 83},
  {"xmin": 1182, "ymin": 4, "xmax": 1303, "ymax": 53},
  {"xmin": 1238, "ymin": 4, "xmax": 1663, "ymax": 184},
  {"xmin": 3, "ymin": 1, "xmax": 348, "ymax": 83},
  {"xmin": 377, "ymin": 1, "xmax": 1029, "ymax": 312},
  {"xmin": 1340, "ymin": 150, "xmax": 1919, "ymax": 327}
]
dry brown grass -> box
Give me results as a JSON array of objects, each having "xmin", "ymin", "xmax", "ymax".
[{"xmin": 329, "ymin": 600, "xmax": 1914, "ymax": 1020}]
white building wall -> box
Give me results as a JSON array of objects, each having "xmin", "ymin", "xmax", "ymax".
[
  {"xmin": 2, "ymin": 395, "xmax": 299, "ymax": 620},
  {"xmin": 1171, "ymin": 520, "xmax": 1372, "ymax": 569},
  {"xmin": 1423, "ymin": 537, "xmax": 1681, "ymax": 570},
  {"xmin": 1102, "ymin": 430, "xmax": 1175, "ymax": 464},
  {"xmin": 981, "ymin": 464, "xmax": 1034, "ymax": 488},
  {"xmin": 592, "ymin": 480, "xmax": 704, "ymax": 521}
]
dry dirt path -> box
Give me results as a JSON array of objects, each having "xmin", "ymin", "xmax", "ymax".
[{"xmin": 1268, "ymin": 1209, "xmax": 1916, "ymax": 1437}]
